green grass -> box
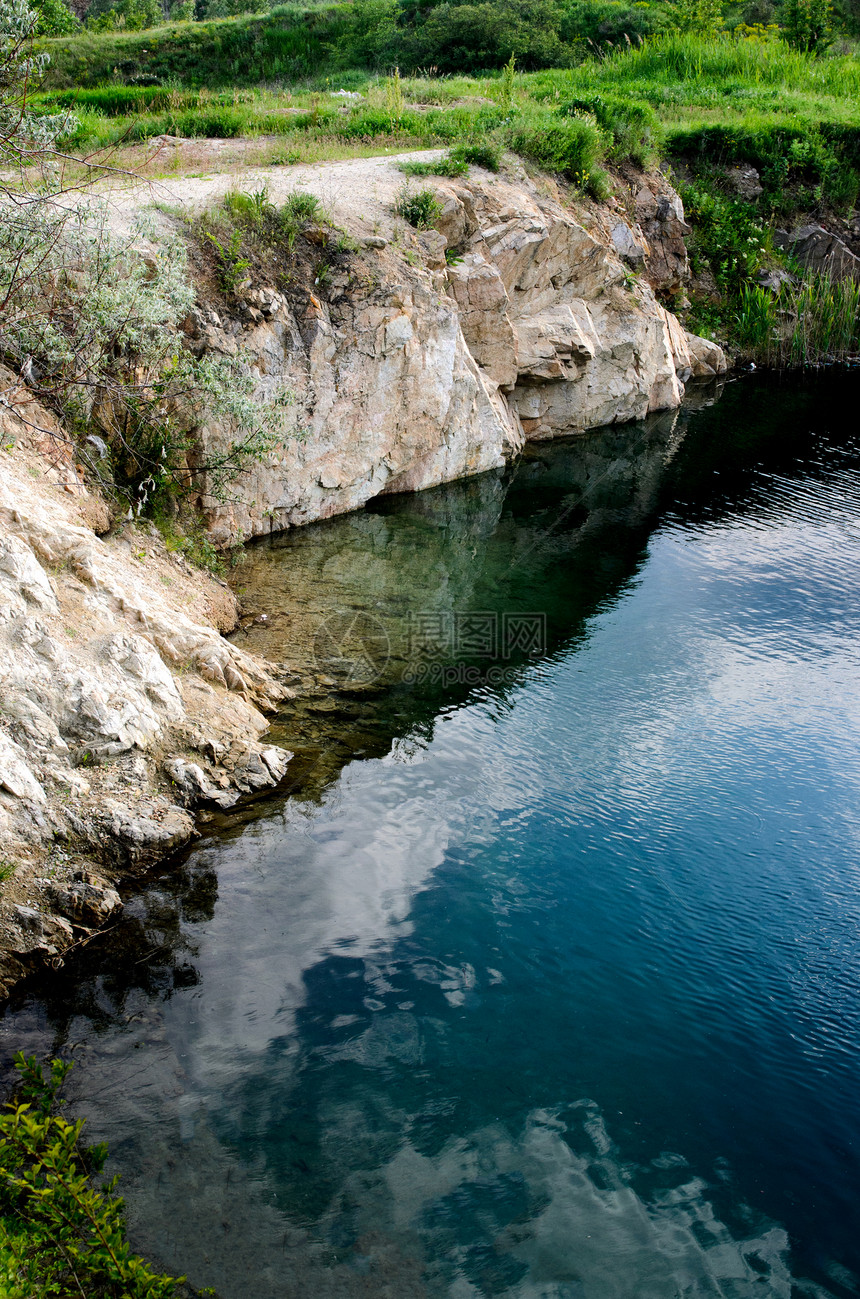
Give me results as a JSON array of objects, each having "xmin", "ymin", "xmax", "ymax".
[
  {"xmin": 32, "ymin": 23, "xmax": 860, "ymax": 368},
  {"xmin": 735, "ymin": 274, "xmax": 860, "ymax": 364},
  {"xmin": 38, "ymin": 4, "xmax": 345, "ymax": 89},
  {"xmin": 39, "ymin": 29, "xmax": 860, "ymax": 167}
]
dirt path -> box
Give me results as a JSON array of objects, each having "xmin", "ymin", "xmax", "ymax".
[{"xmin": 102, "ymin": 147, "xmax": 450, "ymax": 241}]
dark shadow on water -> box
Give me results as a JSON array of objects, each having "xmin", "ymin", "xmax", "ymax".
[
  {"xmin": 6, "ymin": 368, "xmax": 860, "ymax": 1045},
  {"xmin": 4, "ymin": 370, "xmax": 860, "ymax": 1299}
]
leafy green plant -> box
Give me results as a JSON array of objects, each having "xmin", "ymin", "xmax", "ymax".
[
  {"xmin": 735, "ymin": 273, "xmax": 860, "ymax": 365},
  {"xmin": 450, "ymin": 140, "xmax": 502, "ymax": 171},
  {"xmin": 385, "ymin": 64, "xmax": 404, "ymax": 130},
  {"xmin": 680, "ymin": 180, "xmax": 768, "ymax": 293},
  {"xmin": 499, "ymin": 51, "xmax": 516, "ymax": 114},
  {"xmin": 153, "ymin": 510, "xmax": 227, "ymax": 574},
  {"xmin": 223, "ymin": 185, "xmax": 272, "ymax": 228},
  {"xmin": 672, "ymin": 0, "xmax": 724, "ymax": 33},
  {"xmin": 782, "ymin": 0, "xmax": 832, "ymax": 50},
  {"xmin": 281, "ymin": 190, "xmax": 323, "ymax": 223},
  {"xmin": 0, "ymin": 1053, "xmax": 180, "ymax": 1299},
  {"xmin": 394, "ymin": 183, "xmax": 442, "ymax": 229},
  {"xmin": 34, "ymin": 0, "xmax": 78, "ymax": 36},
  {"xmin": 204, "ymin": 227, "xmax": 251, "ymax": 293},
  {"xmin": 506, "ymin": 113, "xmax": 603, "ymax": 184}
]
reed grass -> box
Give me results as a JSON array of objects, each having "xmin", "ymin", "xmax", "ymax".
[{"xmin": 736, "ymin": 275, "xmax": 860, "ymax": 366}]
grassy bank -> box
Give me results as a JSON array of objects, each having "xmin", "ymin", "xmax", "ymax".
[
  {"xmin": 40, "ymin": 30, "xmax": 860, "ymax": 202},
  {"xmin": 31, "ymin": 24, "xmax": 860, "ymax": 365}
]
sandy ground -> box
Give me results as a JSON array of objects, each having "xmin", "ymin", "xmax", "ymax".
[{"xmin": 99, "ymin": 145, "xmax": 453, "ymax": 242}]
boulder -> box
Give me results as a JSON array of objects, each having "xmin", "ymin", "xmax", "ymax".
[
  {"xmin": 48, "ymin": 874, "xmax": 122, "ymax": 928},
  {"xmin": 724, "ymin": 166, "xmax": 763, "ymax": 201},
  {"xmin": 775, "ymin": 225, "xmax": 860, "ymax": 281}
]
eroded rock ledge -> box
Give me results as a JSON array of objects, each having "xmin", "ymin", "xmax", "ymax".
[
  {"xmin": 0, "ymin": 377, "xmax": 295, "ymax": 996},
  {"xmin": 170, "ymin": 157, "xmax": 725, "ymax": 546}
]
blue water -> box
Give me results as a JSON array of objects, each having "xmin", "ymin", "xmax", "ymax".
[{"xmin": 3, "ymin": 374, "xmax": 860, "ymax": 1298}]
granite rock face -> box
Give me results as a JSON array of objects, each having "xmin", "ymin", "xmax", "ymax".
[
  {"xmin": 184, "ymin": 164, "xmax": 724, "ymax": 544},
  {"xmin": 0, "ymin": 381, "xmax": 294, "ymax": 994}
]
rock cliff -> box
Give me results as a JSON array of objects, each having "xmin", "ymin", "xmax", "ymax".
[
  {"xmin": 0, "ymin": 373, "xmax": 296, "ymax": 995},
  {"xmin": 105, "ymin": 153, "xmax": 725, "ymax": 546},
  {"xmin": 0, "ymin": 152, "xmax": 726, "ymax": 996}
]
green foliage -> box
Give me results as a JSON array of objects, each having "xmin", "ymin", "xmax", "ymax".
[
  {"xmin": 204, "ymin": 225, "xmax": 251, "ymax": 292},
  {"xmin": 560, "ymin": 93, "xmax": 658, "ymax": 165},
  {"xmin": 282, "ymin": 189, "xmax": 323, "ymax": 222},
  {"xmin": 385, "ymin": 62, "xmax": 403, "ymax": 129},
  {"xmin": 782, "ymin": 0, "xmax": 832, "ymax": 49},
  {"xmin": 398, "ymin": 150, "xmax": 469, "ymax": 176},
  {"xmin": 200, "ymin": 0, "xmax": 268, "ymax": 16},
  {"xmin": 681, "ymin": 179, "xmax": 768, "ymax": 292},
  {"xmin": 394, "ymin": 182, "xmax": 442, "ymax": 227},
  {"xmin": 450, "ymin": 139, "xmax": 501, "ymax": 169},
  {"xmin": 672, "ymin": 0, "xmax": 724, "ymax": 33},
  {"xmin": 559, "ymin": 0, "xmax": 670, "ymax": 46},
  {"xmin": 211, "ymin": 185, "xmax": 324, "ymax": 265},
  {"xmin": 506, "ymin": 112, "xmax": 603, "ymax": 184},
  {"xmin": 397, "ymin": 0, "xmax": 571, "ymax": 73},
  {"xmin": 85, "ymin": 0, "xmax": 163, "ymax": 32},
  {"xmin": 33, "ymin": 0, "xmax": 78, "ymax": 37},
  {"xmin": 0, "ymin": 1053, "xmax": 181, "ymax": 1299},
  {"xmin": 735, "ymin": 274, "xmax": 860, "ymax": 365},
  {"xmin": 499, "ymin": 50, "xmax": 516, "ymax": 113},
  {"xmin": 153, "ymin": 509, "xmax": 226, "ymax": 572}
]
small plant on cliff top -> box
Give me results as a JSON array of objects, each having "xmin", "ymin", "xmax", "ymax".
[
  {"xmin": 1, "ymin": 2, "xmax": 292, "ymax": 520},
  {"xmin": 0, "ymin": 1053, "xmax": 181, "ymax": 1298},
  {"xmin": 450, "ymin": 141, "xmax": 502, "ymax": 172},
  {"xmin": 394, "ymin": 183, "xmax": 442, "ymax": 229},
  {"xmin": 204, "ymin": 226, "xmax": 251, "ymax": 294}
]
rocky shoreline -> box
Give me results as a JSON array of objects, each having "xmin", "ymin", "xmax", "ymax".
[
  {"xmin": 0, "ymin": 152, "xmax": 726, "ymax": 999},
  {"xmin": 0, "ymin": 378, "xmax": 298, "ymax": 998}
]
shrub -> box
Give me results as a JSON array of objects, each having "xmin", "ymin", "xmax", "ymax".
[
  {"xmin": 560, "ymin": 93, "xmax": 658, "ymax": 165},
  {"xmin": 560, "ymin": 0, "xmax": 670, "ymax": 45},
  {"xmin": 33, "ymin": 0, "xmax": 78, "ymax": 36},
  {"xmin": 394, "ymin": 183, "xmax": 442, "ymax": 228},
  {"xmin": 680, "ymin": 180, "xmax": 768, "ymax": 292},
  {"xmin": 672, "ymin": 0, "xmax": 724, "ymax": 33},
  {"xmin": 0, "ymin": 1053, "xmax": 180, "ymax": 1299},
  {"xmin": 782, "ymin": 0, "xmax": 832, "ymax": 50},
  {"xmin": 204, "ymin": 225, "xmax": 251, "ymax": 291},
  {"xmin": 85, "ymin": 0, "xmax": 162, "ymax": 31},
  {"xmin": 506, "ymin": 113, "xmax": 603, "ymax": 183},
  {"xmin": 398, "ymin": 0, "xmax": 572, "ymax": 73},
  {"xmin": 398, "ymin": 152, "xmax": 469, "ymax": 176},
  {"xmin": 281, "ymin": 190, "xmax": 323, "ymax": 222},
  {"xmin": 450, "ymin": 140, "xmax": 502, "ymax": 170}
]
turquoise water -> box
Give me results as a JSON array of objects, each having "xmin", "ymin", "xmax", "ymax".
[{"xmin": 3, "ymin": 374, "xmax": 860, "ymax": 1297}]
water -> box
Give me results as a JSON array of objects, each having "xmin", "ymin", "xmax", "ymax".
[{"xmin": 3, "ymin": 373, "xmax": 860, "ymax": 1298}]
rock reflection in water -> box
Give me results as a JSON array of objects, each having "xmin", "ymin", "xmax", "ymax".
[
  {"xmin": 4, "ymin": 374, "xmax": 860, "ymax": 1299},
  {"xmin": 231, "ymin": 402, "xmax": 692, "ymax": 796}
]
